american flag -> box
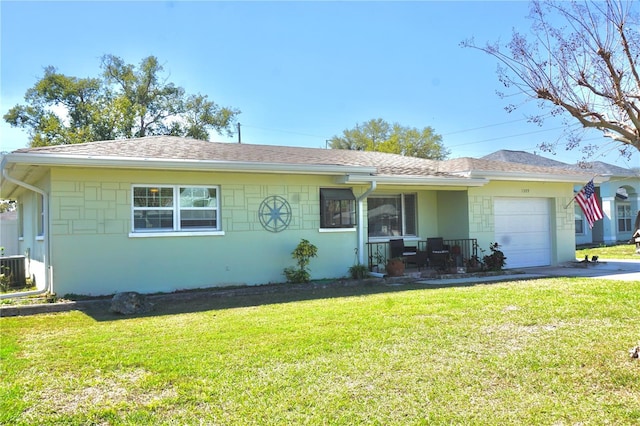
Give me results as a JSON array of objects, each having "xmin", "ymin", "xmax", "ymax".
[{"xmin": 575, "ymin": 179, "xmax": 603, "ymax": 229}]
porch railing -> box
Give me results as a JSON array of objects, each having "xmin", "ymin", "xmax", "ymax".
[{"xmin": 366, "ymin": 238, "xmax": 478, "ymax": 271}]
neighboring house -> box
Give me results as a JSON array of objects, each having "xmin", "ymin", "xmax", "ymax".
[
  {"xmin": 0, "ymin": 136, "xmax": 594, "ymax": 296},
  {"xmin": 0, "ymin": 210, "xmax": 19, "ymax": 255},
  {"xmin": 483, "ymin": 150, "xmax": 640, "ymax": 245}
]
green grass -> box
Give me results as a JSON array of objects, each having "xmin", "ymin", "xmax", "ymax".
[
  {"xmin": 576, "ymin": 242, "xmax": 640, "ymax": 260},
  {"xmin": 2, "ymin": 278, "xmax": 640, "ymax": 425}
]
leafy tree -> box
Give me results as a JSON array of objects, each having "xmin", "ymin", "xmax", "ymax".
[
  {"xmin": 0, "ymin": 200, "xmax": 16, "ymax": 213},
  {"xmin": 329, "ymin": 118, "xmax": 449, "ymax": 160},
  {"xmin": 4, "ymin": 55, "xmax": 240, "ymax": 146},
  {"xmin": 462, "ymin": 0, "xmax": 640, "ymax": 158}
]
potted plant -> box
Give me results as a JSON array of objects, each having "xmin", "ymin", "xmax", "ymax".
[{"xmin": 386, "ymin": 257, "xmax": 405, "ymax": 277}]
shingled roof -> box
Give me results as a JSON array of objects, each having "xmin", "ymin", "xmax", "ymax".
[
  {"xmin": 439, "ymin": 157, "xmax": 591, "ymax": 181},
  {"xmin": 481, "ymin": 150, "xmax": 568, "ymax": 168},
  {"xmin": 4, "ymin": 136, "xmax": 592, "ymax": 184},
  {"xmin": 10, "ymin": 136, "xmax": 449, "ymax": 178},
  {"xmin": 482, "ymin": 149, "xmax": 636, "ymax": 177}
]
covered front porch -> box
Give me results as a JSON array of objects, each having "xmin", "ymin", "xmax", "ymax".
[{"xmin": 366, "ymin": 238, "xmax": 479, "ymax": 274}]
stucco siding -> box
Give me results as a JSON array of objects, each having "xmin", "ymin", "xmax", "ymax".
[
  {"xmin": 436, "ymin": 191, "xmax": 469, "ymax": 239},
  {"xmin": 47, "ymin": 168, "xmax": 362, "ymax": 296}
]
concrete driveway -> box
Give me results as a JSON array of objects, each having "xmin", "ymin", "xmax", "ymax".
[
  {"xmin": 522, "ymin": 259, "xmax": 640, "ymax": 282},
  {"xmin": 417, "ymin": 259, "xmax": 640, "ymax": 285}
]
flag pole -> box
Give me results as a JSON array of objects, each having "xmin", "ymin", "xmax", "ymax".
[{"xmin": 564, "ymin": 175, "xmax": 599, "ymax": 209}]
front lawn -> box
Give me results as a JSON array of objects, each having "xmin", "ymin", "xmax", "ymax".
[
  {"xmin": 576, "ymin": 242, "xmax": 640, "ymax": 260},
  {"xmin": 2, "ymin": 278, "xmax": 639, "ymax": 425}
]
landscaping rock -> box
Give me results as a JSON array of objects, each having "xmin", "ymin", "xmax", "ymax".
[{"xmin": 110, "ymin": 292, "xmax": 154, "ymax": 315}]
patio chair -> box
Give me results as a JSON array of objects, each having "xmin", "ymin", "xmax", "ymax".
[
  {"xmin": 427, "ymin": 237, "xmax": 450, "ymax": 270},
  {"xmin": 389, "ymin": 238, "xmax": 405, "ymax": 259},
  {"xmin": 389, "ymin": 238, "xmax": 420, "ymax": 268},
  {"xmin": 408, "ymin": 250, "xmax": 429, "ymax": 271}
]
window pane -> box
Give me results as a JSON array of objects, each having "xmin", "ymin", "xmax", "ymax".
[
  {"xmin": 574, "ymin": 212, "xmax": 584, "ymax": 234},
  {"xmin": 180, "ymin": 187, "xmax": 217, "ymax": 208},
  {"xmin": 132, "ymin": 185, "xmax": 220, "ymax": 232},
  {"xmin": 322, "ymin": 199, "xmax": 355, "ymax": 227},
  {"xmin": 617, "ymin": 203, "xmax": 632, "ymax": 232},
  {"xmin": 179, "ymin": 187, "xmax": 217, "ymax": 229},
  {"xmin": 180, "ymin": 210, "xmax": 217, "ymax": 228},
  {"xmin": 368, "ymin": 196, "xmax": 402, "ymax": 237},
  {"xmin": 404, "ymin": 194, "xmax": 416, "ymax": 236},
  {"xmin": 134, "ymin": 210, "xmax": 174, "ymax": 229},
  {"xmin": 134, "ymin": 187, "xmax": 173, "ymax": 208},
  {"xmin": 18, "ymin": 204, "xmax": 24, "ymax": 238},
  {"xmin": 37, "ymin": 195, "xmax": 44, "ymax": 236},
  {"xmin": 320, "ymin": 188, "xmax": 355, "ymax": 228}
]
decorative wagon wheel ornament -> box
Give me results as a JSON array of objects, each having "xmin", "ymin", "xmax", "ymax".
[{"xmin": 258, "ymin": 195, "xmax": 292, "ymax": 233}]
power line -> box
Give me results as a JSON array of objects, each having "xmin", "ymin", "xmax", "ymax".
[
  {"xmin": 241, "ymin": 124, "xmax": 326, "ymax": 139},
  {"xmin": 442, "ymin": 115, "xmax": 549, "ymax": 136},
  {"xmin": 447, "ymin": 125, "xmax": 568, "ymax": 147}
]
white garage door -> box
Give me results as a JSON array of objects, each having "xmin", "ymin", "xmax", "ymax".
[{"xmin": 494, "ymin": 198, "xmax": 551, "ymax": 268}]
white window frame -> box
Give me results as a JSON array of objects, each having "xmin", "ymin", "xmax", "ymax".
[
  {"xmin": 36, "ymin": 194, "xmax": 44, "ymax": 239},
  {"xmin": 18, "ymin": 202, "xmax": 24, "ymax": 240},
  {"xmin": 367, "ymin": 193, "xmax": 417, "ymax": 240},
  {"xmin": 130, "ymin": 185, "xmax": 224, "ymax": 238},
  {"xmin": 617, "ymin": 202, "xmax": 632, "ymax": 233},
  {"xmin": 574, "ymin": 207, "xmax": 585, "ymax": 235}
]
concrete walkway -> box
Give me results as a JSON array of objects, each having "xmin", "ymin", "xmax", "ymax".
[{"xmin": 416, "ymin": 259, "xmax": 640, "ymax": 286}]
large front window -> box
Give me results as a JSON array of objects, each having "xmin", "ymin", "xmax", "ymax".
[
  {"xmin": 132, "ymin": 185, "xmax": 219, "ymax": 232},
  {"xmin": 367, "ymin": 194, "xmax": 416, "ymax": 237},
  {"xmin": 617, "ymin": 203, "xmax": 632, "ymax": 232}
]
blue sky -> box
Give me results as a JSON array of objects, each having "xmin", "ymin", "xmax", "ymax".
[{"xmin": 1, "ymin": 0, "xmax": 638, "ymax": 168}]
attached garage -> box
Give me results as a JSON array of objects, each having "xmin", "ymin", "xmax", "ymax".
[{"xmin": 494, "ymin": 198, "xmax": 552, "ymax": 268}]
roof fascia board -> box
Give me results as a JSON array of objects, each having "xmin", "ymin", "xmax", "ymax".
[
  {"xmin": 337, "ymin": 174, "xmax": 489, "ymax": 187},
  {"xmin": 3, "ymin": 153, "xmax": 377, "ymax": 176},
  {"xmin": 457, "ymin": 170, "xmax": 608, "ymax": 183}
]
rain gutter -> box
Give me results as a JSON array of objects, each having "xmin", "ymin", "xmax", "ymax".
[
  {"xmin": 0, "ymin": 156, "xmax": 51, "ymax": 299},
  {"xmin": 453, "ymin": 170, "xmax": 608, "ymax": 184},
  {"xmin": 2, "ymin": 152, "xmax": 378, "ymax": 176},
  {"xmin": 338, "ymin": 174, "xmax": 489, "ymax": 187}
]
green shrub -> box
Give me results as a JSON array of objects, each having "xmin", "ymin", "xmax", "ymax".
[
  {"xmin": 483, "ymin": 242, "xmax": 507, "ymax": 271},
  {"xmin": 348, "ymin": 263, "xmax": 369, "ymax": 280},
  {"xmin": 0, "ymin": 273, "xmax": 11, "ymax": 292},
  {"xmin": 284, "ymin": 239, "xmax": 318, "ymax": 283}
]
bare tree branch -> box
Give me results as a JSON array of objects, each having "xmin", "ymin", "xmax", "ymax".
[{"xmin": 462, "ymin": 0, "xmax": 640, "ymax": 159}]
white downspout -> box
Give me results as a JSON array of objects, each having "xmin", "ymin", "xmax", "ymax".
[
  {"xmin": 1, "ymin": 158, "xmax": 51, "ymax": 299},
  {"xmin": 356, "ymin": 181, "xmax": 377, "ymax": 265}
]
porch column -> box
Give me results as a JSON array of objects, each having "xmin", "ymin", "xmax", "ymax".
[
  {"xmin": 601, "ymin": 196, "xmax": 617, "ymax": 244},
  {"xmin": 356, "ymin": 181, "xmax": 377, "ymax": 265}
]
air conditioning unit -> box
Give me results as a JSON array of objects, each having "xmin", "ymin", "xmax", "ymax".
[{"xmin": 0, "ymin": 255, "xmax": 27, "ymax": 288}]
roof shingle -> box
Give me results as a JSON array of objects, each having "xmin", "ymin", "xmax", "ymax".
[{"xmin": 9, "ymin": 136, "xmax": 595, "ymax": 180}]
